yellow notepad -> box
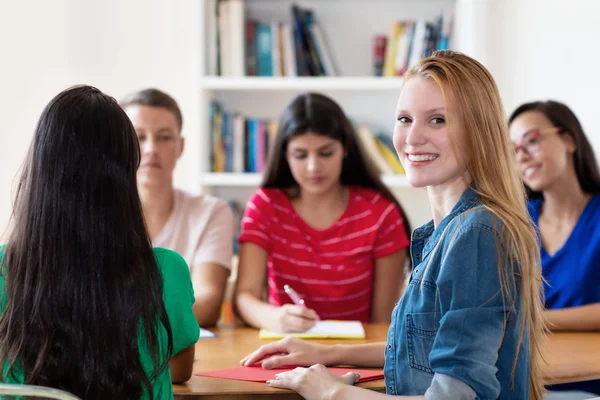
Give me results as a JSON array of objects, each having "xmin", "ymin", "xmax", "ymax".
[{"xmin": 259, "ymin": 320, "xmax": 366, "ymax": 340}]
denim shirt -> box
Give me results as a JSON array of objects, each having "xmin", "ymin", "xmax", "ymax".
[{"xmin": 384, "ymin": 187, "xmax": 529, "ymax": 399}]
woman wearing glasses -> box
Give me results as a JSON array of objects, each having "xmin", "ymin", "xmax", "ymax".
[{"xmin": 509, "ymin": 101, "xmax": 600, "ymax": 397}]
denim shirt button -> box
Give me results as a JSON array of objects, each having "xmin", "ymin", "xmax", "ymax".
[
  {"xmin": 415, "ymin": 268, "xmax": 419, "ymax": 274},
  {"xmin": 387, "ymin": 344, "xmax": 392, "ymax": 350},
  {"xmin": 389, "ymin": 386, "xmax": 394, "ymax": 393},
  {"xmin": 415, "ymin": 253, "xmax": 421, "ymax": 259}
]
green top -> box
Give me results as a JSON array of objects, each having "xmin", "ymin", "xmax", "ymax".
[{"xmin": 0, "ymin": 246, "xmax": 199, "ymax": 399}]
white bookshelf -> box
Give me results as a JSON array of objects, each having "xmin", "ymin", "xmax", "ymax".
[
  {"xmin": 200, "ymin": 77, "xmax": 406, "ymax": 91},
  {"xmin": 200, "ymin": 172, "xmax": 411, "ymax": 187},
  {"xmin": 195, "ymin": 0, "xmax": 457, "ymax": 226}
]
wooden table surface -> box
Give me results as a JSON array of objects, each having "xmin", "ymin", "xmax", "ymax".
[{"xmin": 173, "ymin": 324, "xmax": 600, "ymax": 399}]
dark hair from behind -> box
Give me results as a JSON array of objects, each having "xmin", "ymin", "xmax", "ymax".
[
  {"xmin": 262, "ymin": 92, "xmax": 412, "ymax": 250},
  {"xmin": 0, "ymin": 85, "xmax": 172, "ymax": 399},
  {"xmin": 508, "ymin": 100, "xmax": 600, "ymax": 199},
  {"xmin": 120, "ymin": 88, "xmax": 183, "ymax": 132}
]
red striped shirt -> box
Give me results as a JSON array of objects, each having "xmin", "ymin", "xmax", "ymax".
[{"xmin": 239, "ymin": 186, "xmax": 410, "ymax": 321}]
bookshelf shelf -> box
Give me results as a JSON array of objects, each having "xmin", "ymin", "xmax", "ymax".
[
  {"xmin": 199, "ymin": 172, "xmax": 411, "ymax": 188},
  {"xmin": 200, "ymin": 77, "xmax": 405, "ymax": 91},
  {"xmin": 194, "ymin": 0, "xmax": 463, "ymax": 226}
]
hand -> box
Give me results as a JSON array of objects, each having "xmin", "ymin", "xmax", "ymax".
[
  {"xmin": 267, "ymin": 364, "xmax": 360, "ymax": 400},
  {"xmin": 272, "ymin": 304, "xmax": 319, "ymax": 333},
  {"xmin": 240, "ymin": 336, "xmax": 334, "ymax": 369}
]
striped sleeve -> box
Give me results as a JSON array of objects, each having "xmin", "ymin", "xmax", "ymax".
[
  {"xmin": 238, "ymin": 189, "xmax": 273, "ymax": 252},
  {"xmin": 373, "ymin": 202, "xmax": 410, "ymax": 259}
]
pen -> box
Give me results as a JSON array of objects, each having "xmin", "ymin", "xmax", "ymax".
[{"xmin": 284, "ymin": 284, "xmax": 305, "ymax": 307}]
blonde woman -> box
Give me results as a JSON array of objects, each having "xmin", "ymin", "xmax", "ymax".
[{"xmin": 240, "ymin": 51, "xmax": 546, "ymax": 399}]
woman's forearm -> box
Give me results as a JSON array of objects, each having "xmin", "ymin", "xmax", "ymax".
[
  {"xmin": 235, "ymin": 291, "xmax": 281, "ymax": 329},
  {"xmin": 328, "ymin": 342, "xmax": 387, "ymax": 367},
  {"xmin": 545, "ymin": 303, "xmax": 600, "ymax": 331}
]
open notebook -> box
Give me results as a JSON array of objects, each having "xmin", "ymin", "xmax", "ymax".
[{"xmin": 259, "ymin": 320, "xmax": 365, "ymax": 340}]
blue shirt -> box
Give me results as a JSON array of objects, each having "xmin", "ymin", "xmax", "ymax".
[
  {"xmin": 528, "ymin": 193, "xmax": 600, "ymax": 395},
  {"xmin": 528, "ymin": 193, "xmax": 600, "ymax": 309},
  {"xmin": 384, "ymin": 187, "xmax": 529, "ymax": 399}
]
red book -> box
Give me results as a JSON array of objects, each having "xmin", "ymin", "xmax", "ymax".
[{"xmin": 373, "ymin": 35, "xmax": 387, "ymax": 76}]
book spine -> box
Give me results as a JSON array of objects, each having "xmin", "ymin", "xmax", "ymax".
[
  {"xmin": 309, "ymin": 22, "xmax": 336, "ymax": 76},
  {"xmin": 373, "ymin": 35, "xmax": 387, "ymax": 76},
  {"xmin": 256, "ymin": 23, "xmax": 273, "ymax": 76},
  {"xmin": 233, "ymin": 115, "xmax": 245, "ymax": 173},
  {"xmin": 245, "ymin": 21, "xmax": 257, "ymax": 76},
  {"xmin": 282, "ymin": 24, "xmax": 297, "ymax": 76},
  {"xmin": 228, "ymin": 0, "xmax": 245, "ymax": 77},
  {"xmin": 291, "ymin": 5, "xmax": 314, "ymax": 76}
]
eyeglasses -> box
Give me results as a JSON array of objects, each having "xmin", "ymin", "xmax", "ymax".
[{"xmin": 513, "ymin": 127, "xmax": 563, "ymax": 156}]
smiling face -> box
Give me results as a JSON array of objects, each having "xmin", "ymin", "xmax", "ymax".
[
  {"xmin": 393, "ymin": 76, "xmax": 467, "ymax": 191},
  {"xmin": 285, "ymin": 132, "xmax": 345, "ymax": 196},
  {"xmin": 509, "ymin": 110, "xmax": 575, "ymax": 192},
  {"xmin": 125, "ymin": 105, "xmax": 184, "ymax": 188}
]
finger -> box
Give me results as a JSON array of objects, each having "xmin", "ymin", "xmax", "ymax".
[
  {"xmin": 282, "ymin": 314, "xmax": 317, "ymax": 333},
  {"xmin": 341, "ymin": 371, "xmax": 361, "ymax": 385},
  {"xmin": 286, "ymin": 305, "xmax": 319, "ymax": 321},
  {"xmin": 290, "ymin": 314, "xmax": 317, "ymax": 332},
  {"xmin": 262, "ymin": 353, "xmax": 300, "ymax": 369},
  {"xmin": 266, "ymin": 376, "xmax": 295, "ymax": 390},
  {"xmin": 266, "ymin": 369, "xmax": 303, "ymax": 389},
  {"xmin": 241, "ymin": 341, "xmax": 291, "ymax": 366}
]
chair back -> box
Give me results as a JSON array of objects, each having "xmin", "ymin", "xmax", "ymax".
[{"xmin": 0, "ymin": 383, "xmax": 81, "ymax": 399}]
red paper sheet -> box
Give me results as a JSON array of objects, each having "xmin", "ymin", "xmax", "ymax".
[{"xmin": 196, "ymin": 365, "xmax": 383, "ymax": 383}]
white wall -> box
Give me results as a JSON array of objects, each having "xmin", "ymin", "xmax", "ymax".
[
  {"xmin": 0, "ymin": 0, "xmax": 200, "ymax": 239},
  {"xmin": 455, "ymin": 0, "xmax": 600, "ymax": 155},
  {"xmin": 1, "ymin": 0, "xmax": 599, "ymax": 237}
]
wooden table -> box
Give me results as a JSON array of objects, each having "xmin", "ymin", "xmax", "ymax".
[{"xmin": 173, "ymin": 324, "xmax": 600, "ymax": 399}]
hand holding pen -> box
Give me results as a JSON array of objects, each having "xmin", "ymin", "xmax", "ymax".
[{"xmin": 273, "ymin": 285, "xmax": 319, "ymax": 333}]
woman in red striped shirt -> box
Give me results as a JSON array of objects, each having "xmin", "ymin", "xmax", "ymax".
[{"xmin": 233, "ymin": 93, "xmax": 411, "ymax": 333}]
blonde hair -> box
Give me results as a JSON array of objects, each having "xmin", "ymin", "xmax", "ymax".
[{"xmin": 405, "ymin": 50, "xmax": 546, "ymax": 399}]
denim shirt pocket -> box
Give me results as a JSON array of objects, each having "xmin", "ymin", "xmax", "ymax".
[{"xmin": 406, "ymin": 311, "xmax": 441, "ymax": 375}]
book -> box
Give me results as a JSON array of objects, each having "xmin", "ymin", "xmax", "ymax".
[
  {"xmin": 232, "ymin": 114, "xmax": 245, "ymax": 173},
  {"xmin": 374, "ymin": 137, "xmax": 405, "ymax": 174},
  {"xmin": 282, "ymin": 23, "xmax": 297, "ymax": 76},
  {"xmin": 245, "ymin": 21, "xmax": 258, "ymax": 76},
  {"xmin": 356, "ymin": 125, "xmax": 393, "ymax": 174},
  {"xmin": 373, "ymin": 35, "xmax": 387, "ymax": 76},
  {"xmin": 271, "ymin": 21, "xmax": 282, "ymax": 76},
  {"xmin": 256, "ymin": 23, "xmax": 273, "ymax": 76},
  {"xmin": 259, "ymin": 320, "xmax": 365, "ymax": 340},
  {"xmin": 309, "ymin": 19, "xmax": 337, "ymax": 76},
  {"xmin": 228, "ymin": 0, "xmax": 245, "ymax": 77},
  {"xmin": 291, "ymin": 5, "xmax": 314, "ymax": 76},
  {"xmin": 218, "ymin": 0, "xmax": 231, "ymax": 76},
  {"xmin": 206, "ymin": 0, "xmax": 218, "ymax": 76},
  {"xmin": 383, "ymin": 21, "xmax": 402, "ymax": 77},
  {"xmin": 210, "ymin": 102, "xmax": 224, "ymax": 172}
]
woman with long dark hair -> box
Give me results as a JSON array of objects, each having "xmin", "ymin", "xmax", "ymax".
[
  {"xmin": 233, "ymin": 92, "xmax": 411, "ymax": 333},
  {"xmin": 0, "ymin": 85, "xmax": 199, "ymax": 399},
  {"xmin": 510, "ymin": 100, "xmax": 600, "ymax": 396}
]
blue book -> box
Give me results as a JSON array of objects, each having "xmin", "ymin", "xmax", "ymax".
[
  {"xmin": 256, "ymin": 24, "xmax": 273, "ymax": 76},
  {"xmin": 247, "ymin": 119, "xmax": 258, "ymax": 172},
  {"xmin": 221, "ymin": 112, "xmax": 234, "ymax": 172}
]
